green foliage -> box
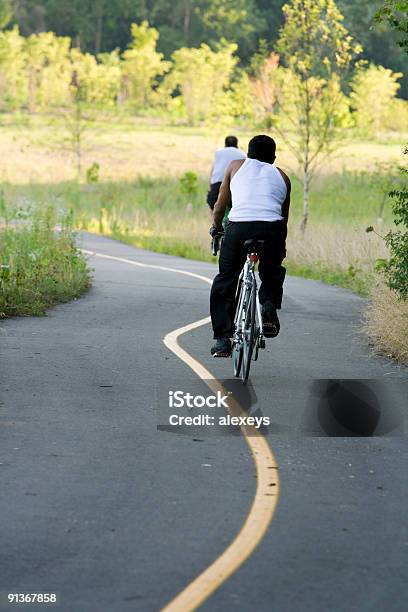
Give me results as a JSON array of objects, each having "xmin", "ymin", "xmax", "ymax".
[
  {"xmin": 162, "ymin": 41, "xmax": 238, "ymax": 124},
  {"xmin": 0, "ymin": 27, "xmax": 28, "ymax": 109},
  {"xmin": 86, "ymin": 162, "xmax": 100, "ymax": 184},
  {"xmin": 0, "ymin": 0, "xmax": 12, "ymax": 29},
  {"xmin": 375, "ymin": 0, "xmax": 408, "ymax": 300},
  {"xmin": 383, "ymin": 148, "xmax": 408, "ymax": 298},
  {"xmin": 179, "ymin": 171, "xmax": 199, "ymax": 198},
  {"xmin": 0, "ymin": 204, "xmax": 90, "ymax": 317},
  {"xmin": 376, "ymin": 0, "xmax": 408, "ymax": 51},
  {"xmin": 228, "ymin": 71, "xmax": 256, "ymax": 122},
  {"xmin": 276, "ymin": 0, "xmax": 361, "ymax": 230},
  {"xmin": 122, "ymin": 21, "xmax": 170, "ymax": 111},
  {"xmin": 70, "ymin": 47, "xmax": 121, "ymax": 106},
  {"xmin": 350, "ymin": 64, "xmax": 403, "ymax": 135},
  {"xmin": 7, "ymin": 1, "xmax": 408, "ymax": 97},
  {"xmin": 0, "ymin": 15, "xmax": 406, "ymax": 134},
  {"xmin": 384, "ymin": 98, "xmax": 408, "ymax": 131},
  {"xmin": 196, "ymin": 0, "xmax": 262, "ymax": 59},
  {"xmin": 278, "ymin": 0, "xmax": 362, "ymax": 77},
  {"xmin": 25, "ymin": 31, "xmax": 71, "ymax": 111},
  {"xmin": 337, "ymin": 0, "xmax": 408, "ymax": 97}
]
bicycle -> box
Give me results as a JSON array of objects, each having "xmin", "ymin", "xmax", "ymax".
[
  {"xmin": 210, "ymin": 232, "xmax": 266, "ymax": 384},
  {"xmin": 232, "ymin": 239, "xmax": 266, "ymax": 384}
]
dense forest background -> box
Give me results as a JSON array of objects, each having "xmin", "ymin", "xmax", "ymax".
[{"xmin": 4, "ymin": 0, "xmax": 407, "ymax": 97}]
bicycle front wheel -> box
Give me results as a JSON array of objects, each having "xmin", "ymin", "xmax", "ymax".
[{"xmin": 242, "ymin": 284, "xmax": 256, "ymax": 384}]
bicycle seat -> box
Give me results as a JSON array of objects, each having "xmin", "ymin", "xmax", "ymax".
[{"xmin": 243, "ymin": 239, "xmax": 266, "ymax": 254}]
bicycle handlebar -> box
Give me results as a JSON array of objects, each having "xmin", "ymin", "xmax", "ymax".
[{"xmin": 211, "ymin": 231, "xmax": 224, "ymax": 257}]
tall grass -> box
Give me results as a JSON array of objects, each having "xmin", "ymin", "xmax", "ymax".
[
  {"xmin": 364, "ymin": 282, "xmax": 408, "ymax": 364},
  {"xmin": 2, "ymin": 168, "xmax": 406, "ymax": 362},
  {"xmin": 0, "ymin": 205, "xmax": 90, "ymax": 317},
  {"xmin": 1, "ymin": 169, "xmax": 395, "ymax": 298}
]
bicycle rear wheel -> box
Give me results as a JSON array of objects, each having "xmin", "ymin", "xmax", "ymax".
[
  {"xmin": 232, "ymin": 278, "xmax": 244, "ymax": 377},
  {"xmin": 242, "ymin": 283, "xmax": 256, "ymax": 384}
]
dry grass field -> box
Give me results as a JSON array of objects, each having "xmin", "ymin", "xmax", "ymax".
[{"xmin": 0, "ymin": 114, "xmax": 404, "ymax": 183}]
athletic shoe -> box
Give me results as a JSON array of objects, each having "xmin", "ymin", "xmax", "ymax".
[
  {"xmin": 211, "ymin": 338, "xmax": 232, "ymax": 357},
  {"xmin": 261, "ymin": 301, "xmax": 280, "ymax": 338}
]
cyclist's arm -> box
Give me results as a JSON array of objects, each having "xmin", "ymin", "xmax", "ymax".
[
  {"xmin": 278, "ymin": 167, "xmax": 291, "ymax": 223},
  {"xmin": 213, "ymin": 160, "xmax": 242, "ymax": 229}
]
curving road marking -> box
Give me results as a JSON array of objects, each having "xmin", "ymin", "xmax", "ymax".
[{"xmin": 82, "ymin": 249, "xmax": 280, "ymax": 611}]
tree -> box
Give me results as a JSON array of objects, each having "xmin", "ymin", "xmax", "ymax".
[
  {"xmin": 383, "ymin": 153, "xmax": 408, "ymax": 298},
  {"xmin": 197, "ymin": 0, "xmax": 262, "ymax": 59},
  {"xmin": 25, "ymin": 32, "xmax": 71, "ymax": 112},
  {"xmin": 229, "ymin": 71, "xmax": 256, "ymax": 122},
  {"xmin": 251, "ymin": 50, "xmax": 280, "ymax": 120},
  {"xmin": 337, "ymin": 0, "xmax": 408, "ymax": 97},
  {"xmin": 0, "ymin": 0, "xmax": 12, "ymax": 29},
  {"xmin": 374, "ymin": 0, "xmax": 408, "ymax": 299},
  {"xmin": 376, "ymin": 0, "xmax": 408, "ymax": 51},
  {"xmin": 276, "ymin": 0, "xmax": 361, "ymax": 232},
  {"xmin": 350, "ymin": 64, "xmax": 402, "ymax": 136},
  {"xmin": 70, "ymin": 47, "xmax": 121, "ymax": 106},
  {"xmin": 0, "ymin": 27, "xmax": 28, "ymax": 110},
  {"xmin": 8, "ymin": 0, "xmax": 408, "ymax": 93},
  {"xmin": 65, "ymin": 69, "xmax": 88, "ymax": 179},
  {"xmin": 161, "ymin": 41, "xmax": 237, "ymax": 125},
  {"xmin": 122, "ymin": 21, "xmax": 169, "ymax": 112}
]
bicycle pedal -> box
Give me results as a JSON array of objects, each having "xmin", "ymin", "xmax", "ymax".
[{"xmin": 258, "ymin": 338, "xmax": 266, "ymax": 349}]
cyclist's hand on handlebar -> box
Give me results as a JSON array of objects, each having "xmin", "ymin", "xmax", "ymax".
[{"xmin": 209, "ymin": 225, "xmax": 224, "ymax": 238}]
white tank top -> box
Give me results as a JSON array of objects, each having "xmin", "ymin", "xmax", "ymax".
[
  {"xmin": 211, "ymin": 147, "xmax": 246, "ymax": 183},
  {"xmin": 229, "ymin": 158, "xmax": 287, "ymax": 222}
]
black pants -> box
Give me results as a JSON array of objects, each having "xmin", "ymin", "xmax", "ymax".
[
  {"xmin": 210, "ymin": 220, "xmax": 287, "ymax": 339},
  {"xmin": 206, "ymin": 182, "xmax": 222, "ymax": 209}
]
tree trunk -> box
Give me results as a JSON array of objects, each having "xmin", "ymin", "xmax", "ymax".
[
  {"xmin": 74, "ymin": 102, "xmax": 82, "ymax": 181},
  {"xmin": 378, "ymin": 195, "xmax": 387, "ymax": 222},
  {"xmin": 95, "ymin": 1, "xmax": 104, "ymax": 54},
  {"xmin": 183, "ymin": 0, "xmax": 191, "ymax": 43},
  {"xmin": 28, "ymin": 69, "xmax": 36, "ymax": 114},
  {"xmin": 301, "ymin": 67, "xmax": 312, "ymax": 234},
  {"xmin": 301, "ymin": 169, "xmax": 310, "ymax": 234}
]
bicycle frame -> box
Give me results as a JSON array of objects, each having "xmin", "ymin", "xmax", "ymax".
[
  {"xmin": 232, "ymin": 252, "xmax": 265, "ymax": 382},
  {"xmin": 234, "ymin": 258, "xmax": 260, "ymax": 338}
]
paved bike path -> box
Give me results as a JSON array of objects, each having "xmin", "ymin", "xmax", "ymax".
[{"xmin": 0, "ymin": 233, "xmax": 407, "ymax": 612}]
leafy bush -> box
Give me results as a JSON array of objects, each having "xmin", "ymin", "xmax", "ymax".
[
  {"xmin": 383, "ymin": 148, "xmax": 408, "ymax": 299},
  {"xmin": 86, "ymin": 161, "xmax": 100, "ymax": 184},
  {"xmin": 0, "ymin": 205, "xmax": 90, "ymax": 317},
  {"xmin": 179, "ymin": 171, "xmax": 199, "ymax": 199}
]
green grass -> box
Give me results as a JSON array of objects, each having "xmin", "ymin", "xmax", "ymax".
[
  {"xmin": 1, "ymin": 167, "xmax": 398, "ymax": 299},
  {"xmin": 0, "ymin": 207, "xmax": 91, "ymax": 317},
  {"xmin": 110, "ymin": 229, "xmax": 371, "ymax": 295},
  {"xmin": 1, "ymin": 165, "xmax": 401, "ymax": 223}
]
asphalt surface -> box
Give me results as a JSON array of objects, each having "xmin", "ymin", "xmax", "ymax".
[{"xmin": 0, "ymin": 232, "xmax": 407, "ymax": 612}]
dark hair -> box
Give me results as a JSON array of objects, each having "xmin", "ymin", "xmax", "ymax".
[
  {"xmin": 225, "ymin": 135, "xmax": 238, "ymax": 147},
  {"xmin": 248, "ymin": 135, "xmax": 276, "ymax": 163}
]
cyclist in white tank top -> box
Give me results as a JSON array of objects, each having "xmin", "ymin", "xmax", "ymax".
[
  {"xmin": 209, "ymin": 135, "xmax": 291, "ymax": 357},
  {"xmin": 206, "ymin": 135, "xmax": 246, "ymax": 215},
  {"xmin": 229, "ymin": 158, "xmax": 287, "ymax": 222}
]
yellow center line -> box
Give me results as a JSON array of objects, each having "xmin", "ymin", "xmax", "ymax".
[{"xmin": 82, "ymin": 249, "xmax": 280, "ymax": 611}]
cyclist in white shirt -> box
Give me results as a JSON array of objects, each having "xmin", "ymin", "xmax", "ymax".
[
  {"xmin": 207, "ymin": 136, "xmax": 246, "ymax": 217},
  {"xmin": 210, "ymin": 135, "xmax": 291, "ymax": 357}
]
